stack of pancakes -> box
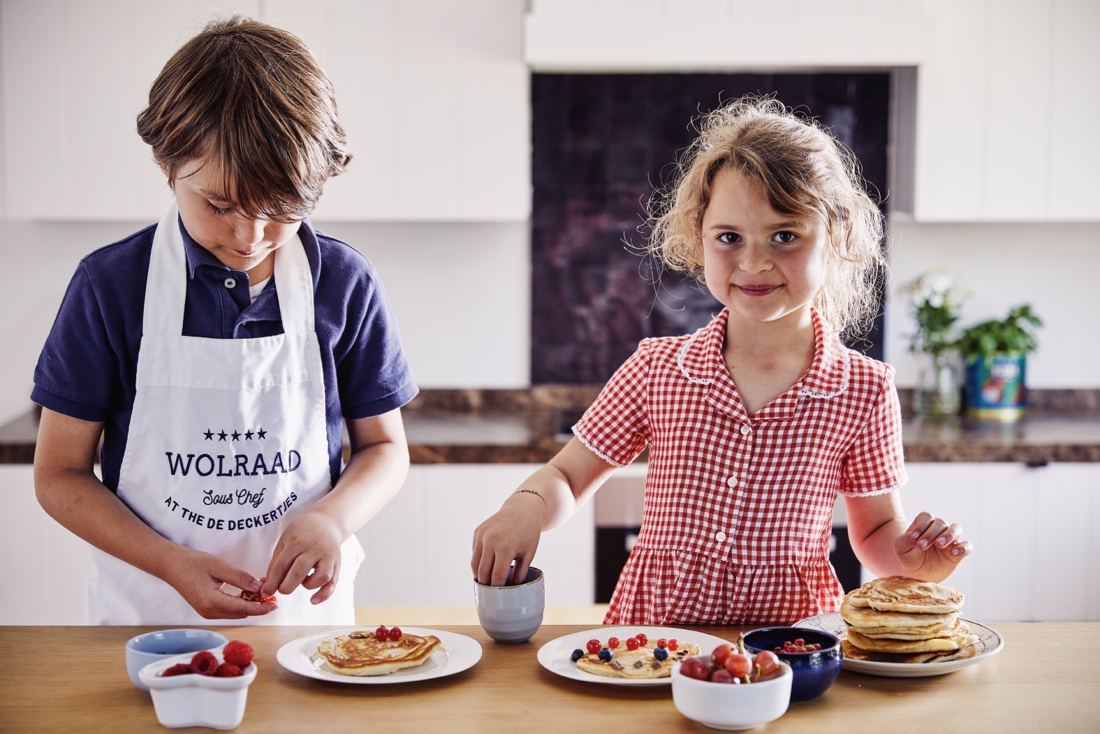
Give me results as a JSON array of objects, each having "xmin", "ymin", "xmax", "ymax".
[
  {"xmin": 840, "ymin": 576, "xmax": 979, "ymax": 664},
  {"xmin": 316, "ymin": 630, "xmax": 442, "ymax": 676}
]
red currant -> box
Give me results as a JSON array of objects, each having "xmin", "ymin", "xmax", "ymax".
[
  {"xmin": 667, "ymin": 639, "xmax": 679, "ymax": 651},
  {"xmin": 388, "ymin": 627, "xmax": 403, "ymax": 641},
  {"xmin": 586, "ymin": 639, "xmax": 601, "ymax": 654},
  {"xmin": 635, "ymin": 633, "xmax": 648, "ymax": 646},
  {"xmin": 607, "ymin": 637, "xmax": 620, "ymax": 649},
  {"xmin": 656, "ymin": 638, "xmax": 668, "ymax": 648},
  {"xmin": 625, "ymin": 638, "xmax": 640, "ymax": 651},
  {"xmin": 375, "ymin": 625, "xmax": 389, "ymax": 639},
  {"xmin": 794, "ymin": 638, "xmax": 805, "ymax": 647}
]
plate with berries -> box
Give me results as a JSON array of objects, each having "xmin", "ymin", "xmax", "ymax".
[
  {"xmin": 537, "ymin": 627, "xmax": 733, "ymax": 686},
  {"xmin": 276, "ymin": 626, "xmax": 483, "ymax": 684}
]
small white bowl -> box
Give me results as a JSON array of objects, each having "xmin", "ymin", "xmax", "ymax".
[
  {"xmin": 138, "ymin": 651, "xmax": 257, "ymax": 730},
  {"xmin": 671, "ymin": 663, "xmax": 792, "ymax": 731}
]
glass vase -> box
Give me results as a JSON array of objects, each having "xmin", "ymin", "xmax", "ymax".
[{"xmin": 913, "ymin": 353, "xmax": 960, "ymax": 416}]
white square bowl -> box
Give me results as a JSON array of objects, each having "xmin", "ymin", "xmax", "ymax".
[{"xmin": 138, "ymin": 651, "xmax": 257, "ymax": 730}]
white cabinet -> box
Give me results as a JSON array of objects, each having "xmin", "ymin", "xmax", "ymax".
[
  {"xmin": 1, "ymin": 0, "xmax": 529, "ymax": 222},
  {"xmin": 901, "ymin": 462, "xmax": 1100, "ymax": 622},
  {"xmin": 355, "ymin": 464, "xmax": 595, "ymax": 608}
]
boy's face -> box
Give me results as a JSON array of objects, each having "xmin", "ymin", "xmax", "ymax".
[
  {"xmin": 168, "ymin": 156, "xmax": 303, "ymax": 279},
  {"xmin": 700, "ymin": 168, "xmax": 832, "ymax": 329}
]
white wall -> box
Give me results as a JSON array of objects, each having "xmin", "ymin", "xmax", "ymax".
[{"xmin": 884, "ymin": 218, "xmax": 1100, "ymax": 388}]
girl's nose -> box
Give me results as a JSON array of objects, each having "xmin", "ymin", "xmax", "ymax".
[{"xmin": 738, "ymin": 240, "xmax": 772, "ymax": 273}]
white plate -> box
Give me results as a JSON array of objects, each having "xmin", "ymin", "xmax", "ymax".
[
  {"xmin": 795, "ymin": 613, "xmax": 1004, "ymax": 678},
  {"xmin": 537, "ymin": 626, "xmax": 731, "ymax": 687},
  {"xmin": 276, "ymin": 627, "xmax": 482, "ymax": 684}
]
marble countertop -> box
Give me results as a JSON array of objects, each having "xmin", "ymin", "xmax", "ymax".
[{"xmin": 4, "ymin": 390, "xmax": 1099, "ymax": 464}]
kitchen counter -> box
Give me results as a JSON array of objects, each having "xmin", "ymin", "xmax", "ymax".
[
  {"xmin": 4, "ymin": 388, "xmax": 1100, "ymax": 465},
  {"xmin": 1, "ymin": 623, "xmax": 1096, "ymax": 732}
]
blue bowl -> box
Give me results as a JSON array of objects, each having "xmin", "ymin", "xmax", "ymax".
[
  {"xmin": 125, "ymin": 629, "xmax": 229, "ymax": 691},
  {"xmin": 742, "ymin": 627, "xmax": 842, "ymax": 702}
]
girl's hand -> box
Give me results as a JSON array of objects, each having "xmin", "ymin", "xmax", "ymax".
[
  {"xmin": 163, "ymin": 547, "xmax": 277, "ymax": 619},
  {"xmin": 261, "ymin": 511, "xmax": 343, "ymax": 604},
  {"xmin": 892, "ymin": 511, "xmax": 973, "ymax": 582},
  {"xmin": 471, "ymin": 493, "xmax": 545, "ymax": 586}
]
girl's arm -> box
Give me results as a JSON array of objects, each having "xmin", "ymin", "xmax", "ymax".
[
  {"xmin": 471, "ymin": 437, "xmax": 618, "ymax": 587},
  {"xmin": 34, "ymin": 408, "xmax": 274, "ymax": 619},
  {"xmin": 844, "ymin": 490, "xmax": 972, "ymax": 583},
  {"xmin": 260, "ymin": 408, "xmax": 409, "ymax": 602}
]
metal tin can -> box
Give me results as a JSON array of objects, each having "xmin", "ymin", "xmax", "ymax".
[{"xmin": 963, "ymin": 353, "xmax": 1027, "ymax": 421}]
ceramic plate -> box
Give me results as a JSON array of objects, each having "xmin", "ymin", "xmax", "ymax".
[
  {"xmin": 537, "ymin": 626, "xmax": 731, "ymax": 687},
  {"xmin": 795, "ymin": 613, "xmax": 1004, "ymax": 678},
  {"xmin": 276, "ymin": 627, "xmax": 482, "ymax": 684}
]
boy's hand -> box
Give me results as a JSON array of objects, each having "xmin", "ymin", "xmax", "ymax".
[
  {"xmin": 893, "ymin": 511, "xmax": 973, "ymax": 582},
  {"xmin": 261, "ymin": 511, "xmax": 343, "ymax": 604},
  {"xmin": 471, "ymin": 493, "xmax": 545, "ymax": 587},
  {"xmin": 164, "ymin": 548, "xmax": 277, "ymax": 619}
]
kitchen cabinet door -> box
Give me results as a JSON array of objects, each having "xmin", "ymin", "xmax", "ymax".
[{"xmin": 354, "ymin": 464, "xmax": 595, "ymax": 608}]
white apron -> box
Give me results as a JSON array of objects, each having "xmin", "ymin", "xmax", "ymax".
[{"xmin": 85, "ymin": 203, "xmax": 364, "ymax": 625}]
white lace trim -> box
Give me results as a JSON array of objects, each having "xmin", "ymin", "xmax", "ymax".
[
  {"xmin": 798, "ymin": 345, "xmax": 850, "ymax": 399},
  {"xmin": 572, "ymin": 428, "xmax": 630, "ymax": 468},
  {"xmin": 838, "ymin": 475, "xmax": 909, "ymax": 498},
  {"xmin": 675, "ymin": 326, "xmax": 712, "ymax": 385}
]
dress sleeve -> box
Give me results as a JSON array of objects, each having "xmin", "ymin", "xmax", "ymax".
[
  {"xmin": 839, "ymin": 365, "xmax": 908, "ymax": 496},
  {"xmin": 31, "ymin": 261, "xmax": 118, "ymax": 422},
  {"xmin": 572, "ymin": 342, "xmax": 651, "ymax": 467}
]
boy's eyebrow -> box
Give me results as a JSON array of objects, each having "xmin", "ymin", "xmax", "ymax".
[{"xmin": 197, "ymin": 188, "xmax": 234, "ymax": 203}]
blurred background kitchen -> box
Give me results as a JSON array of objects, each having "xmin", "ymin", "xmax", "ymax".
[{"xmin": 1, "ymin": 0, "xmax": 1098, "ymax": 625}]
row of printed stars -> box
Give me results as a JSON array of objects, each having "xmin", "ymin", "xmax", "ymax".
[{"xmin": 204, "ymin": 429, "xmax": 268, "ymax": 441}]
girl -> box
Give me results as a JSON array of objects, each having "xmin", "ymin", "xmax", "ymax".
[
  {"xmin": 472, "ymin": 97, "xmax": 972, "ymax": 624},
  {"xmin": 33, "ymin": 17, "xmax": 417, "ymax": 625}
]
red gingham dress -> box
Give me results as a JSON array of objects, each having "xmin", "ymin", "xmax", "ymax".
[{"xmin": 574, "ymin": 308, "xmax": 907, "ymax": 625}]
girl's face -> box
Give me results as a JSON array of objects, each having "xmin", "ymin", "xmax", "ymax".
[
  {"xmin": 168, "ymin": 156, "xmax": 303, "ymax": 278},
  {"xmin": 700, "ymin": 168, "xmax": 832, "ymax": 329}
]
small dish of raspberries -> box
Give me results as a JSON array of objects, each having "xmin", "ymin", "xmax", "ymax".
[{"xmin": 139, "ymin": 639, "xmax": 259, "ymax": 729}]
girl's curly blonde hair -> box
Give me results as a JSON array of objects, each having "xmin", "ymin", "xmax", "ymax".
[{"xmin": 648, "ymin": 96, "xmax": 886, "ymax": 338}]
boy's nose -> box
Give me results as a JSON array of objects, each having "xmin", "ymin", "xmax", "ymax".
[{"xmin": 234, "ymin": 217, "xmax": 266, "ymax": 247}]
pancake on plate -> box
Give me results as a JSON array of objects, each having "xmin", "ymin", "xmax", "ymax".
[
  {"xmin": 316, "ymin": 630, "xmax": 442, "ymax": 676},
  {"xmin": 575, "ymin": 640, "xmax": 701, "ymax": 680},
  {"xmin": 840, "ymin": 577, "xmax": 978, "ymax": 664}
]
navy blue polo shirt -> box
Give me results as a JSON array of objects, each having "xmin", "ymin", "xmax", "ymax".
[{"xmin": 32, "ymin": 217, "xmax": 418, "ymax": 491}]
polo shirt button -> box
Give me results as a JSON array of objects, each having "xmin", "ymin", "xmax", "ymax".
[
  {"xmin": 224, "ymin": 278, "xmax": 237, "ymax": 289},
  {"xmin": 740, "ymin": 424, "xmax": 751, "ymax": 436},
  {"xmin": 726, "ymin": 476, "xmax": 738, "ymax": 488},
  {"xmin": 715, "ymin": 531, "xmax": 727, "ymax": 542}
]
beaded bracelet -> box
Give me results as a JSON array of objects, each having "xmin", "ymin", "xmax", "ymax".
[{"xmin": 512, "ymin": 488, "xmax": 547, "ymax": 505}]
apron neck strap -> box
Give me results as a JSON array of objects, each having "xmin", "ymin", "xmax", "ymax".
[{"xmin": 143, "ymin": 201, "xmax": 314, "ymax": 336}]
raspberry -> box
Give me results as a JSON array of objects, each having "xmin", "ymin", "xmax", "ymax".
[
  {"xmin": 214, "ymin": 662, "xmax": 243, "ymax": 677},
  {"xmin": 162, "ymin": 663, "xmax": 194, "ymax": 677},
  {"xmin": 190, "ymin": 650, "xmax": 219, "ymax": 676},
  {"xmin": 223, "ymin": 640, "xmax": 254, "ymax": 668}
]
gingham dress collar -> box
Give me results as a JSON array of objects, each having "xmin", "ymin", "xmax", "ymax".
[{"xmin": 676, "ymin": 307, "xmax": 850, "ymax": 410}]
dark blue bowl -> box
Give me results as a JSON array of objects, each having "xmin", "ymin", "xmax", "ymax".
[{"xmin": 742, "ymin": 627, "xmax": 842, "ymax": 702}]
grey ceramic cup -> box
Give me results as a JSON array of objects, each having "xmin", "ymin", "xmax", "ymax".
[
  {"xmin": 473, "ymin": 566, "xmax": 545, "ymax": 643},
  {"xmin": 125, "ymin": 628, "xmax": 229, "ymax": 690}
]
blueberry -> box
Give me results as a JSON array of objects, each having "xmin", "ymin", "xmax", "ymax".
[
  {"xmin": 571, "ymin": 649, "xmax": 584, "ymax": 662},
  {"xmin": 654, "ymin": 646, "xmax": 669, "ymax": 661},
  {"xmin": 598, "ymin": 648, "xmax": 613, "ymax": 661}
]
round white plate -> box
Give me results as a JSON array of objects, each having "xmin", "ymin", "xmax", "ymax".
[
  {"xmin": 795, "ymin": 613, "xmax": 1004, "ymax": 678},
  {"xmin": 276, "ymin": 627, "xmax": 482, "ymax": 684},
  {"xmin": 537, "ymin": 626, "xmax": 731, "ymax": 687}
]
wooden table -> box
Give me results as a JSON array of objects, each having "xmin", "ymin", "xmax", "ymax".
[{"xmin": 2, "ymin": 624, "xmax": 1098, "ymax": 732}]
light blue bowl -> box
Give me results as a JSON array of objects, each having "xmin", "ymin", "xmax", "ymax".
[{"xmin": 125, "ymin": 629, "xmax": 229, "ymax": 691}]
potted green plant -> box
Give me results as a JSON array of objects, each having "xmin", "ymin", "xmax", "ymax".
[
  {"xmin": 902, "ymin": 272, "xmax": 965, "ymax": 416},
  {"xmin": 954, "ymin": 304, "xmax": 1042, "ymax": 421}
]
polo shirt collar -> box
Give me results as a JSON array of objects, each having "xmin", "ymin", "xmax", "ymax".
[{"xmin": 178, "ymin": 215, "xmax": 231, "ymax": 278}]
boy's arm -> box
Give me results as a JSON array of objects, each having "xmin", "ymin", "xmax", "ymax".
[
  {"xmin": 260, "ymin": 407, "xmax": 410, "ymax": 602},
  {"xmin": 34, "ymin": 407, "xmax": 273, "ymax": 619},
  {"xmin": 471, "ymin": 437, "xmax": 618, "ymax": 587},
  {"xmin": 844, "ymin": 490, "xmax": 972, "ymax": 583}
]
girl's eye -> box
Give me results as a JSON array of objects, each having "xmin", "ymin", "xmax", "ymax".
[
  {"xmin": 717, "ymin": 232, "xmax": 742, "ymax": 244},
  {"xmin": 206, "ymin": 201, "xmax": 232, "ymax": 215},
  {"xmin": 773, "ymin": 231, "xmax": 798, "ymax": 244}
]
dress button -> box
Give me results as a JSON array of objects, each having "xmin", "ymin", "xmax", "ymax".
[
  {"xmin": 715, "ymin": 531, "xmax": 727, "ymax": 542},
  {"xmin": 726, "ymin": 476, "xmax": 738, "ymax": 488},
  {"xmin": 224, "ymin": 277, "xmax": 237, "ymax": 289},
  {"xmin": 740, "ymin": 424, "xmax": 751, "ymax": 436}
]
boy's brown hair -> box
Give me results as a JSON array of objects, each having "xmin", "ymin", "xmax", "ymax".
[
  {"xmin": 137, "ymin": 16, "xmax": 351, "ymax": 221},
  {"xmin": 648, "ymin": 96, "xmax": 886, "ymax": 339}
]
